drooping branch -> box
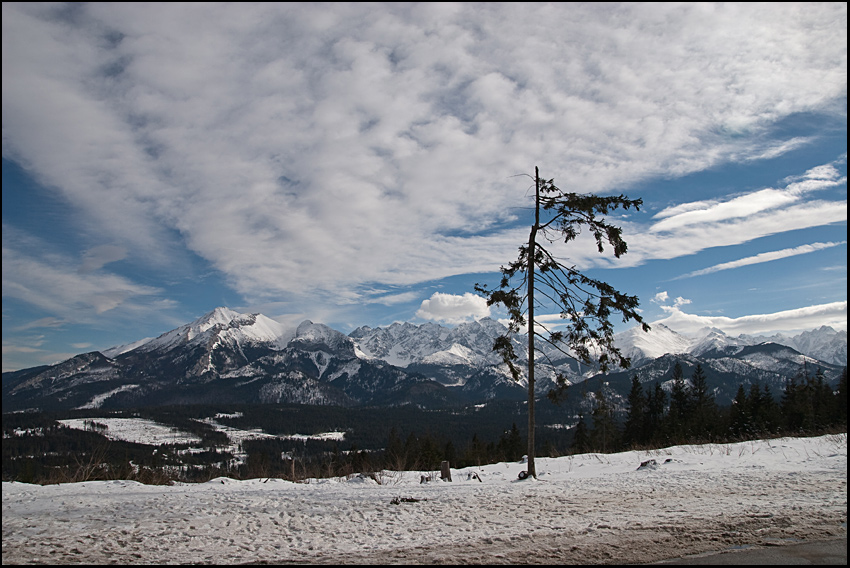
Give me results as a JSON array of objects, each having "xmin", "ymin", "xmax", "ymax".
[{"xmin": 475, "ymin": 167, "xmax": 650, "ymax": 479}]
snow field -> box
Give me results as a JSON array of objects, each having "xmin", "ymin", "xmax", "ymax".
[{"xmin": 2, "ymin": 434, "xmax": 846, "ymax": 564}]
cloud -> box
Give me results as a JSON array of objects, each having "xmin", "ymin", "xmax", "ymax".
[
  {"xmin": 610, "ymin": 161, "xmax": 848, "ymax": 270},
  {"xmin": 1, "ymin": 344, "xmax": 44, "ymax": 355},
  {"xmin": 367, "ymin": 291, "xmax": 422, "ymax": 307},
  {"xmin": 2, "ymin": 228, "xmax": 164, "ymax": 318},
  {"xmin": 649, "ymin": 164, "xmax": 846, "ymax": 232},
  {"xmin": 79, "ymin": 245, "xmax": 128, "ymax": 274},
  {"xmin": 739, "ymin": 136, "xmax": 816, "ymax": 162},
  {"xmin": 2, "ymin": 2, "xmax": 846, "ymax": 306},
  {"xmin": 1, "ymin": 341, "xmax": 51, "ymax": 373},
  {"xmin": 653, "ymin": 301, "xmax": 847, "ymax": 336},
  {"xmin": 416, "ymin": 292, "xmax": 490, "ymax": 324},
  {"xmin": 653, "ymin": 293, "xmax": 692, "ymax": 308},
  {"xmin": 652, "ymin": 292, "xmax": 669, "ymax": 304},
  {"xmin": 12, "ymin": 317, "xmax": 67, "ymax": 331},
  {"xmin": 676, "ymin": 241, "xmax": 847, "ymax": 279}
]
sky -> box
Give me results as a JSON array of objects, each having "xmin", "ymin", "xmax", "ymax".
[{"xmin": 2, "ymin": 2, "xmax": 847, "ymax": 373}]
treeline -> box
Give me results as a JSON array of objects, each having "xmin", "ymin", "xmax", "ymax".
[
  {"xmin": 3, "ymin": 366, "xmax": 845, "ymax": 485},
  {"xmin": 237, "ymin": 422, "xmax": 531, "ymax": 480},
  {"xmin": 2, "ymin": 421, "xmax": 234, "ymax": 485},
  {"xmin": 574, "ymin": 364, "xmax": 847, "ymax": 453}
]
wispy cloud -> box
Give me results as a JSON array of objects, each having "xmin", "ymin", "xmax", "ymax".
[
  {"xmin": 653, "ymin": 301, "xmax": 848, "ymax": 335},
  {"xmin": 2, "ymin": 226, "xmax": 164, "ymax": 318},
  {"xmin": 2, "ymin": 2, "xmax": 846, "ymax": 312},
  {"xmin": 605, "ymin": 160, "xmax": 848, "ymax": 270},
  {"xmin": 12, "ymin": 317, "xmax": 67, "ymax": 331},
  {"xmin": 675, "ymin": 242, "xmax": 847, "ymax": 279},
  {"xmin": 79, "ymin": 245, "xmax": 128, "ymax": 274},
  {"xmin": 650, "ymin": 164, "xmax": 845, "ymax": 232},
  {"xmin": 367, "ymin": 291, "xmax": 423, "ymax": 307}
]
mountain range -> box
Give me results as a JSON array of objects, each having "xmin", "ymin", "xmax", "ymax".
[{"xmin": 2, "ymin": 307, "xmax": 846, "ymax": 413}]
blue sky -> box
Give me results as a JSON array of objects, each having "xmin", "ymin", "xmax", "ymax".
[{"xmin": 2, "ymin": 2, "xmax": 846, "ymax": 372}]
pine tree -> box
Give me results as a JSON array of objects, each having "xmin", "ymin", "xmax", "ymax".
[
  {"xmin": 623, "ymin": 375, "xmax": 646, "ymax": 448},
  {"xmin": 835, "ymin": 367, "xmax": 847, "ymax": 424},
  {"xmin": 759, "ymin": 384, "xmax": 781, "ymax": 433},
  {"xmin": 497, "ymin": 423, "xmax": 523, "ymax": 461},
  {"xmin": 729, "ymin": 384, "xmax": 749, "ymax": 438},
  {"xmin": 590, "ymin": 385, "xmax": 619, "ymax": 453},
  {"xmin": 781, "ymin": 377, "xmax": 805, "ymax": 432},
  {"xmin": 667, "ymin": 362, "xmax": 690, "ymax": 440},
  {"xmin": 385, "ymin": 427, "xmax": 405, "ymax": 469},
  {"xmin": 465, "ymin": 434, "xmax": 487, "ymax": 468},
  {"xmin": 645, "ymin": 382, "xmax": 667, "ymax": 444},
  {"xmin": 475, "ymin": 167, "xmax": 647, "ymax": 477},
  {"xmin": 688, "ymin": 364, "xmax": 717, "ymax": 441},
  {"xmin": 443, "ymin": 440, "xmax": 457, "ymax": 466},
  {"xmin": 571, "ymin": 413, "xmax": 591, "ymax": 454},
  {"xmin": 812, "ymin": 368, "xmax": 833, "ymax": 430}
]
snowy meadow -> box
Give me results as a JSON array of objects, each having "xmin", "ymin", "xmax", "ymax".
[{"xmin": 2, "ymin": 433, "xmax": 846, "ymax": 564}]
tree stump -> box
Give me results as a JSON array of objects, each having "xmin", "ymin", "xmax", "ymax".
[{"xmin": 440, "ymin": 460, "xmax": 452, "ymax": 482}]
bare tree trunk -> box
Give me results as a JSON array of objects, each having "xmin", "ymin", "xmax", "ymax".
[{"xmin": 526, "ymin": 167, "xmax": 540, "ymax": 479}]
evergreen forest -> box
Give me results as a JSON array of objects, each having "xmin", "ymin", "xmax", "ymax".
[{"xmin": 3, "ymin": 366, "xmax": 845, "ymax": 485}]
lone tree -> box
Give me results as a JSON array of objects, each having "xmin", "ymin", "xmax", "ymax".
[{"xmin": 475, "ymin": 167, "xmax": 649, "ymax": 478}]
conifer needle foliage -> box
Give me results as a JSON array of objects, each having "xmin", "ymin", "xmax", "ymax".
[{"xmin": 475, "ymin": 167, "xmax": 649, "ymax": 477}]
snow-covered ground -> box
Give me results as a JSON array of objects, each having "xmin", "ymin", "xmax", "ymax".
[
  {"xmin": 57, "ymin": 418, "xmax": 204, "ymax": 446},
  {"xmin": 2, "ymin": 434, "xmax": 846, "ymax": 565}
]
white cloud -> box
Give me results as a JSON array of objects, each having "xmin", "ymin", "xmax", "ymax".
[
  {"xmin": 416, "ymin": 292, "xmax": 490, "ymax": 324},
  {"xmin": 618, "ymin": 171, "xmax": 847, "ymax": 270},
  {"xmin": 12, "ymin": 317, "xmax": 67, "ymax": 331},
  {"xmin": 676, "ymin": 242, "xmax": 847, "ymax": 279},
  {"xmin": 2, "ymin": 2, "xmax": 846, "ymax": 306},
  {"xmin": 2, "ymin": 230, "xmax": 164, "ymax": 318},
  {"xmin": 79, "ymin": 245, "xmax": 128, "ymax": 274},
  {"xmin": 652, "ymin": 292, "xmax": 669, "ymax": 304},
  {"xmin": 1, "ymin": 344, "xmax": 43, "ymax": 355},
  {"xmin": 653, "ymin": 301, "xmax": 848, "ymax": 336},
  {"xmin": 652, "ymin": 293, "xmax": 692, "ymax": 309},
  {"xmin": 367, "ymin": 291, "xmax": 421, "ymax": 307},
  {"xmin": 739, "ymin": 136, "xmax": 816, "ymax": 162},
  {"xmin": 649, "ymin": 164, "xmax": 846, "ymax": 233}
]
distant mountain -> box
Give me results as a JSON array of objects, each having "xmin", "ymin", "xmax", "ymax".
[
  {"xmin": 2, "ymin": 309, "xmax": 454, "ymax": 412},
  {"xmin": 351, "ymin": 318, "xmax": 511, "ymax": 368},
  {"xmin": 764, "ymin": 326, "xmax": 846, "ymax": 367},
  {"xmin": 614, "ymin": 323, "xmax": 847, "ymax": 367},
  {"xmin": 612, "ymin": 323, "xmax": 693, "ymax": 365},
  {"xmin": 2, "ymin": 307, "xmax": 845, "ymax": 413}
]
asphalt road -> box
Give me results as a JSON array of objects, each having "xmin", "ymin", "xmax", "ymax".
[{"xmin": 655, "ymin": 537, "xmax": 847, "ymax": 565}]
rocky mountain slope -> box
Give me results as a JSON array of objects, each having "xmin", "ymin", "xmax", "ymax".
[{"xmin": 2, "ymin": 307, "xmax": 845, "ymax": 412}]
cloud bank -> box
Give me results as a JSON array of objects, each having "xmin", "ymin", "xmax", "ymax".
[
  {"xmin": 416, "ymin": 292, "xmax": 491, "ymax": 324},
  {"xmin": 654, "ymin": 300, "xmax": 847, "ymax": 336},
  {"xmin": 3, "ymin": 2, "xmax": 846, "ymax": 312}
]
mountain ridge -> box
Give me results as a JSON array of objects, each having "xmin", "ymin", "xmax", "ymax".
[{"xmin": 2, "ymin": 307, "xmax": 845, "ymax": 413}]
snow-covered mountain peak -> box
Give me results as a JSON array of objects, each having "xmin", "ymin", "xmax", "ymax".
[
  {"xmin": 421, "ymin": 343, "xmax": 477, "ymax": 365},
  {"xmin": 125, "ymin": 308, "xmax": 292, "ymax": 354},
  {"xmin": 229, "ymin": 313, "xmax": 294, "ymax": 346},
  {"xmin": 102, "ymin": 337, "xmax": 155, "ymax": 358},
  {"xmin": 293, "ymin": 320, "xmax": 355, "ymax": 354},
  {"xmin": 688, "ymin": 328, "xmax": 747, "ymax": 357},
  {"xmin": 614, "ymin": 322, "xmax": 691, "ymax": 361},
  {"xmin": 194, "ymin": 307, "xmax": 243, "ymax": 334},
  {"xmin": 295, "ymin": 320, "xmax": 327, "ymax": 338},
  {"xmin": 694, "ymin": 326, "xmax": 728, "ymax": 337}
]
